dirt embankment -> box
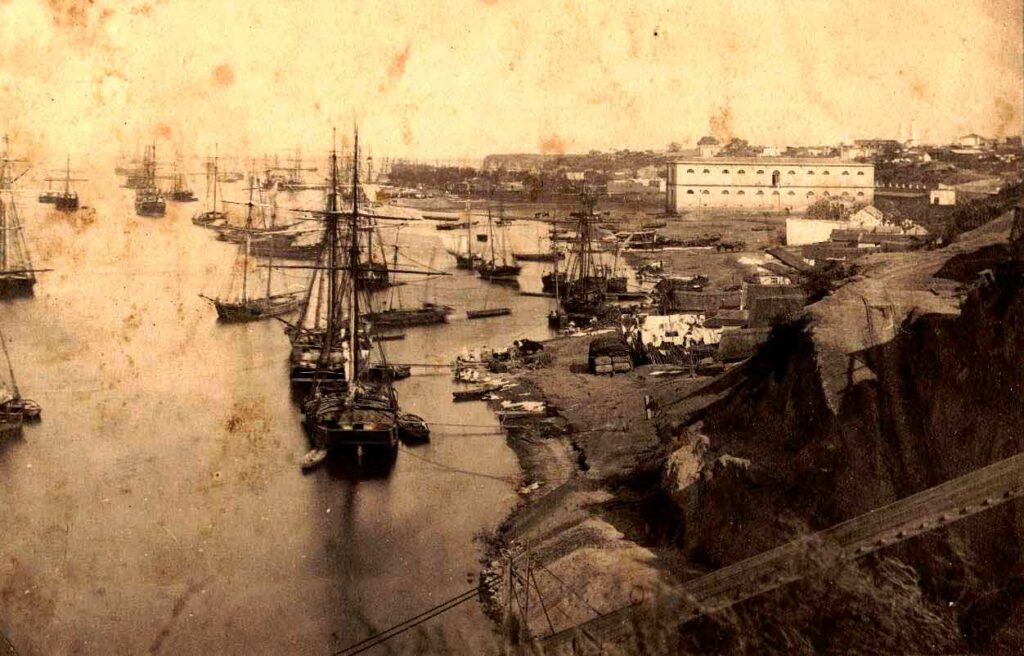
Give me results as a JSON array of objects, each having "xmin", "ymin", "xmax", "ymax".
[
  {"xmin": 663, "ymin": 212, "xmax": 1024, "ymax": 652},
  {"xmin": 481, "ymin": 336, "xmax": 712, "ymax": 645},
  {"xmin": 487, "ymin": 212, "xmax": 1024, "ymax": 653}
]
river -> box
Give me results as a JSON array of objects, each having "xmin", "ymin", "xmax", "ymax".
[{"xmin": 0, "ymin": 171, "xmax": 579, "ymax": 655}]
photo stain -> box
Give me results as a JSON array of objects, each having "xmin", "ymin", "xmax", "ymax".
[{"xmin": 212, "ymin": 63, "xmax": 235, "ymax": 88}]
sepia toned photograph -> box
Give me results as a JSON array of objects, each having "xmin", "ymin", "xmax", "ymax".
[{"xmin": 1, "ymin": 1, "xmax": 1023, "ymax": 653}]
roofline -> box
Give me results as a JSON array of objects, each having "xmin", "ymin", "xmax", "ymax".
[{"xmin": 667, "ymin": 157, "xmax": 873, "ymax": 167}]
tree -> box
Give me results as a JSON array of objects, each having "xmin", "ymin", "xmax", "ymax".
[{"xmin": 666, "ymin": 142, "xmax": 682, "ymax": 153}]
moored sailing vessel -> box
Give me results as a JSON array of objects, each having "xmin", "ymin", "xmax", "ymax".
[
  {"xmin": 300, "ymin": 131, "xmax": 420, "ymax": 464},
  {"xmin": 201, "ymin": 176, "xmax": 302, "ymax": 322},
  {"xmin": 1, "ymin": 326, "xmax": 40, "ymax": 434},
  {"xmin": 134, "ymin": 144, "xmax": 166, "ymax": 217},
  {"xmin": 0, "ymin": 139, "xmax": 45, "ymax": 297}
]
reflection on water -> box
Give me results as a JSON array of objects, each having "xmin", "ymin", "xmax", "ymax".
[{"xmin": 0, "ymin": 172, "xmax": 565, "ymax": 654}]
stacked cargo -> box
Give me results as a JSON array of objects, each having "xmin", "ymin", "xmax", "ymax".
[{"xmin": 588, "ymin": 334, "xmax": 633, "ymax": 375}]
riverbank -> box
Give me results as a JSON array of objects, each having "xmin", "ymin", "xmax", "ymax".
[{"xmin": 477, "ymin": 334, "xmax": 716, "ymax": 646}]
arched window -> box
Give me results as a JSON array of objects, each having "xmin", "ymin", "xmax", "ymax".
[
  {"xmin": 737, "ymin": 169, "xmax": 746, "ymax": 174},
  {"xmin": 822, "ymin": 170, "xmax": 830, "ymax": 175},
  {"xmin": 806, "ymin": 191, "xmax": 815, "ymax": 197},
  {"xmin": 756, "ymin": 190, "xmax": 764, "ymax": 195},
  {"xmin": 788, "ymin": 170, "xmax": 795, "ymax": 175},
  {"xmin": 842, "ymin": 171, "xmax": 850, "ymax": 175},
  {"xmin": 756, "ymin": 169, "xmax": 764, "ymax": 174},
  {"xmin": 701, "ymin": 190, "xmax": 710, "ymax": 195},
  {"xmin": 807, "ymin": 170, "xmax": 815, "ymax": 175},
  {"xmin": 686, "ymin": 190, "xmax": 695, "ymax": 195},
  {"xmin": 823, "ymin": 191, "xmax": 830, "ymax": 197},
  {"xmin": 722, "ymin": 190, "xmax": 730, "ymax": 195},
  {"xmin": 841, "ymin": 191, "xmax": 850, "ymax": 197},
  {"xmin": 788, "ymin": 191, "xmax": 796, "ymax": 196},
  {"xmin": 722, "ymin": 169, "xmax": 730, "ymax": 174},
  {"xmin": 857, "ymin": 191, "xmax": 865, "ymax": 196},
  {"xmin": 772, "ymin": 191, "xmax": 780, "ymax": 195},
  {"xmin": 771, "ymin": 170, "xmax": 781, "ymax": 187},
  {"xmin": 702, "ymin": 169, "xmax": 710, "ymax": 174},
  {"xmin": 857, "ymin": 171, "xmax": 864, "ymax": 176},
  {"xmin": 737, "ymin": 190, "xmax": 745, "ymax": 195},
  {"xmin": 686, "ymin": 169, "xmax": 695, "ymax": 173}
]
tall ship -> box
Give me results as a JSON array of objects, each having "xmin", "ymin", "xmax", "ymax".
[
  {"xmin": 193, "ymin": 151, "xmax": 229, "ymax": 225},
  {"xmin": 477, "ymin": 204, "xmax": 521, "ymax": 284},
  {"xmin": 542, "ymin": 194, "xmax": 624, "ymax": 319},
  {"xmin": 46, "ymin": 156, "xmax": 84, "ymax": 212},
  {"xmin": 201, "ymin": 176, "xmax": 303, "ymax": 322},
  {"xmin": 1, "ymin": 326, "xmax": 40, "ymax": 433},
  {"xmin": 168, "ymin": 164, "xmax": 198, "ymax": 202},
  {"xmin": 300, "ymin": 132, "xmax": 421, "ymax": 464},
  {"xmin": 541, "ymin": 195, "xmax": 626, "ymax": 299},
  {"xmin": 134, "ymin": 144, "xmax": 166, "ymax": 217},
  {"xmin": 0, "ymin": 137, "xmax": 42, "ymax": 297},
  {"xmin": 450, "ymin": 202, "xmax": 482, "ymax": 270}
]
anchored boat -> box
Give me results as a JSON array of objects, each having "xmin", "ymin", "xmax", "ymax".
[
  {"xmin": 202, "ymin": 176, "xmax": 302, "ymax": 322},
  {"xmin": 134, "ymin": 144, "xmax": 166, "ymax": 217}
]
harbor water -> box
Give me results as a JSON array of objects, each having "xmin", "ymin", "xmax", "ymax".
[{"xmin": 0, "ymin": 173, "xmax": 571, "ymax": 654}]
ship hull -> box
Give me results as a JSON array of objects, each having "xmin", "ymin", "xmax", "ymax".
[
  {"xmin": 213, "ymin": 296, "xmax": 302, "ymax": 323},
  {"xmin": 0, "ymin": 275, "xmax": 35, "ymax": 298},
  {"xmin": 54, "ymin": 195, "xmax": 79, "ymax": 212},
  {"xmin": 192, "ymin": 211, "xmax": 228, "ymax": 226},
  {"xmin": 0, "ymin": 404, "xmax": 25, "ymax": 433},
  {"xmin": 366, "ymin": 305, "xmax": 450, "ymax": 328},
  {"xmin": 135, "ymin": 199, "xmax": 166, "ymax": 217}
]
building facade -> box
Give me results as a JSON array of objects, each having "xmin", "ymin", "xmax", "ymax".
[{"xmin": 666, "ymin": 158, "xmax": 875, "ymax": 212}]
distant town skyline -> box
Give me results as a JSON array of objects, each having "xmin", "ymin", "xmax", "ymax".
[{"xmin": 0, "ymin": 0, "xmax": 1020, "ymax": 163}]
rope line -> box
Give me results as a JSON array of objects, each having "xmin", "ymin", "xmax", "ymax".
[{"xmin": 330, "ymin": 586, "xmax": 481, "ymax": 656}]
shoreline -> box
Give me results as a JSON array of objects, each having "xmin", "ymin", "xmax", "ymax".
[{"xmin": 473, "ymin": 333, "xmax": 699, "ymax": 641}]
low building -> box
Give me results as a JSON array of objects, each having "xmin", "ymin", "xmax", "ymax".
[
  {"xmin": 697, "ymin": 136, "xmax": 722, "ymax": 158},
  {"xmin": 957, "ymin": 133, "xmax": 987, "ymax": 148},
  {"xmin": 929, "ymin": 184, "xmax": 956, "ymax": 206},
  {"xmin": 666, "ymin": 157, "xmax": 874, "ymax": 212}
]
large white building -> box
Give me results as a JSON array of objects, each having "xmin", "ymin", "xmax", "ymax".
[{"xmin": 666, "ymin": 158, "xmax": 875, "ymax": 212}]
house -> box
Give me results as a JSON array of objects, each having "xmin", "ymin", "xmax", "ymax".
[
  {"xmin": 697, "ymin": 135, "xmax": 722, "ymax": 158},
  {"xmin": 956, "ymin": 133, "xmax": 987, "ymax": 148},
  {"xmin": 929, "ymin": 184, "xmax": 956, "ymax": 206}
]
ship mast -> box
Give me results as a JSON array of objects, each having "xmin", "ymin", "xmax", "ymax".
[{"xmin": 348, "ymin": 129, "xmax": 361, "ymax": 392}]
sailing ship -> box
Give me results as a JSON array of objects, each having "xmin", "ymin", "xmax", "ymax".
[
  {"xmin": 1, "ymin": 326, "xmax": 40, "ymax": 433},
  {"xmin": 0, "ymin": 138, "xmax": 43, "ymax": 297},
  {"xmin": 540, "ymin": 194, "xmax": 623, "ymax": 318},
  {"xmin": 201, "ymin": 176, "xmax": 302, "ymax": 322},
  {"xmin": 134, "ymin": 144, "xmax": 166, "ymax": 217},
  {"xmin": 365, "ymin": 245, "xmax": 452, "ymax": 327},
  {"xmin": 193, "ymin": 151, "xmax": 229, "ymax": 225},
  {"xmin": 273, "ymin": 149, "xmax": 321, "ymax": 192},
  {"xmin": 477, "ymin": 205, "xmax": 521, "ymax": 283},
  {"xmin": 47, "ymin": 156, "xmax": 84, "ymax": 212},
  {"xmin": 450, "ymin": 202, "xmax": 482, "ymax": 270},
  {"xmin": 301, "ymin": 131, "xmax": 414, "ymax": 461},
  {"xmin": 168, "ymin": 165, "xmax": 198, "ymax": 202}
]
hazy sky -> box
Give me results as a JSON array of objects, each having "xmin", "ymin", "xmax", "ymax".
[{"xmin": 0, "ymin": 0, "xmax": 1020, "ymax": 162}]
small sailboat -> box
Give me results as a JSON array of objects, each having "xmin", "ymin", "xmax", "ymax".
[
  {"xmin": 202, "ymin": 176, "xmax": 302, "ymax": 322},
  {"xmin": 193, "ymin": 149, "xmax": 229, "ymax": 225},
  {"xmin": 134, "ymin": 144, "xmax": 166, "ymax": 217},
  {"xmin": 168, "ymin": 164, "xmax": 198, "ymax": 202},
  {"xmin": 451, "ymin": 202, "xmax": 482, "ymax": 270},
  {"xmin": 366, "ymin": 244, "xmax": 452, "ymax": 327},
  {"xmin": 1, "ymin": 326, "xmax": 40, "ymax": 433},
  {"xmin": 477, "ymin": 204, "xmax": 521, "ymax": 284}
]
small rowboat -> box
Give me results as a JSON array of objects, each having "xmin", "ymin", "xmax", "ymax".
[
  {"xmin": 300, "ymin": 448, "xmax": 328, "ymax": 472},
  {"xmin": 397, "ymin": 413, "xmax": 430, "ymax": 444}
]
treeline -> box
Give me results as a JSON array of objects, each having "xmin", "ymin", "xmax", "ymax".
[{"xmin": 942, "ymin": 181, "xmax": 1024, "ymax": 242}]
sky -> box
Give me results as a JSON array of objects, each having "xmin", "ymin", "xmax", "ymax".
[{"xmin": 0, "ymin": 0, "xmax": 1020, "ymax": 164}]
